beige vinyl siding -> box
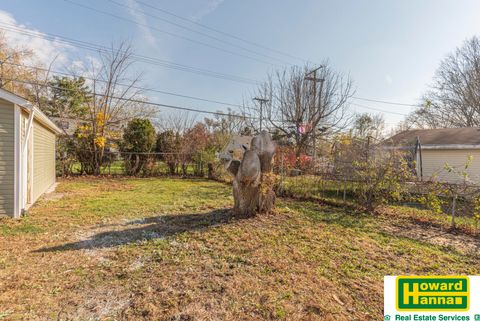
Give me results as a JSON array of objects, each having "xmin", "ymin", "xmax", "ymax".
[
  {"xmin": 421, "ymin": 149, "xmax": 480, "ymax": 183},
  {"xmin": 0, "ymin": 100, "xmax": 15, "ymax": 216},
  {"xmin": 33, "ymin": 119, "xmax": 56, "ymax": 202}
]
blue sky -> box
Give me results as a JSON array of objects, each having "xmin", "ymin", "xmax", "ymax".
[{"xmin": 1, "ymin": 0, "xmax": 480, "ymax": 128}]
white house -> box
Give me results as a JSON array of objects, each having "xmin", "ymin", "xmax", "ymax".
[{"xmin": 387, "ymin": 127, "xmax": 480, "ymax": 184}]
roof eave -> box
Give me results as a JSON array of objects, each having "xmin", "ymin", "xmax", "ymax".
[
  {"xmin": 420, "ymin": 144, "xmax": 480, "ymax": 150},
  {"xmin": 31, "ymin": 106, "xmax": 63, "ymax": 135},
  {"xmin": 384, "ymin": 144, "xmax": 480, "ymax": 150},
  {"xmin": 0, "ymin": 88, "xmax": 62, "ymax": 135}
]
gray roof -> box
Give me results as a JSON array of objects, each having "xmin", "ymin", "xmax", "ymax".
[{"xmin": 386, "ymin": 127, "xmax": 480, "ymax": 147}]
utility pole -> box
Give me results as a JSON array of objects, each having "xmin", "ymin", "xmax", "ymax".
[
  {"xmin": 305, "ymin": 66, "xmax": 325, "ymax": 164},
  {"xmin": 253, "ymin": 97, "xmax": 269, "ymax": 132}
]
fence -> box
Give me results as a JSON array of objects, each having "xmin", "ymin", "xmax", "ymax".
[
  {"xmin": 270, "ymin": 138, "xmax": 480, "ymax": 234},
  {"xmin": 56, "ymin": 141, "xmax": 480, "ymax": 233},
  {"xmin": 57, "ymin": 151, "xmax": 216, "ymax": 178}
]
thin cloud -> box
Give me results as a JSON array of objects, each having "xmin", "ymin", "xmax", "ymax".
[
  {"xmin": 125, "ymin": 0, "xmax": 157, "ymax": 47},
  {"xmin": 0, "ymin": 10, "xmax": 72, "ymax": 67},
  {"xmin": 191, "ymin": 0, "xmax": 225, "ymax": 21},
  {"xmin": 385, "ymin": 74, "xmax": 393, "ymax": 85}
]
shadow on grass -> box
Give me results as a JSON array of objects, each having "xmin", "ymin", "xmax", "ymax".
[
  {"xmin": 284, "ymin": 200, "xmax": 369, "ymax": 229},
  {"xmin": 34, "ymin": 209, "xmax": 235, "ymax": 253}
]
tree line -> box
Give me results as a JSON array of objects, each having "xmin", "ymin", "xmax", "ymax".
[{"xmin": 2, "ymin": 29, "xmax": 480, "ymax": 178}]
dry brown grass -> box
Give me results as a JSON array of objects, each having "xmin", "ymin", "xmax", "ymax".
[{"xmin": 0, "ymin": 178, "xmax": 478, "ymax": 320}]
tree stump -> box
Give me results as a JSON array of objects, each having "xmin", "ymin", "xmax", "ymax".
[{"xmin": 227, "ymin": 131, "xmax": 276, "ymax": 217}]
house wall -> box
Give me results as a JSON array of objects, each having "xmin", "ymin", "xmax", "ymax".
[
  {"xmin": 32, "ymin": 119, "xmax": 56, "ymax": 203},
  {"xmin": 0, "ymin": 99, "xmax": 15, "ymax": 217},
  {"xmin": 420, "ymin": 149, "xmax": 480, "ymax": 183}
]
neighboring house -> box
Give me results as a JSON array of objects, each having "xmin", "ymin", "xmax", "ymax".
[
  {"xmin": 218, "ymin": 135, "xmax": 252, "ymax": 162},
  {"xmin": 386, "ymin": 127, "xmax": 480, "ymax": 184},
  {"xmin": 0, "ymin": 88, "xmax": 62, "ymax": 218},
  {"xmin": 50, "ymin": 117, "xmax": 83, "ymax": 136}
]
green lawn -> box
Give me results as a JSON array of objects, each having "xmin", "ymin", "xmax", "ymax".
[
  {"xmin": 70, "ymin": 160, "xmax": 203, "ymax": 176},
  {"xmin": 0, "ymin": 178, "xmax": 478, "ymax": 320},
  {"xmin": 281, "ymin": 175, "xmax": 480, "ymax": 234}
]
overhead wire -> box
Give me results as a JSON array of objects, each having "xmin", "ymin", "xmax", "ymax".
[
  {"xmin": 1, "ymin": 23, "xmax": 421, "ymax": 111},
  {"xmin": 4, "ymin": 78, "xmax": 254, "ymax": 119},
  {"xmin": 2, "ymin": 61, "xmax": 250, "ymax": 109},
  {"xmin": 0, "ymin": 23, "xmax": 260, "ymax": 85},
  {"xmin": 63, "ymin": 0, "xmax": 280, "ymax": 66},
  {"xmin": 351, "ymin": 96, "xmax": 420, "ymax": 108},
  {"xmin": 133, "ymin": 0, "xmax": 311, "ymax": 64},
  {"xmin": 350, "ymin": 102, "xmax": 409, "ymax": 116},
  {"xmin": 104, "ymin": 0, "xmax": 292, "ymax": 65}
]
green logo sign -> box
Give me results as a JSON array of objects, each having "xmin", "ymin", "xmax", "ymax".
[{"xmin": 396, "ymin": 276, "xmax": 469, "ymax": 311}]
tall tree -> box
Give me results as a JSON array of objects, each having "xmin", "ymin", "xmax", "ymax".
[
  {"xmin": 45, "ymin": 76, "xmax": 90, "ymax": 119},
  {"xmin": 0, "ymin": 32, "xmax": 49, "ymax": 102},
  {"xmin": 79, "ymin": 41, "xmax": 143, "ymax": 175},
  {"xmin": 408, "ymin": 36, "xmax": 480, "ymax": 128},
  {"xmin": 245, "ymin": 63, "xmax": 354, "ymax": 164}
]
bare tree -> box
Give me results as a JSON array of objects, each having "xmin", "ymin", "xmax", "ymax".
[
  {"xmin": 0, "ymin": 32, "xmax": 34, "ymax": 96},
  {"xmin": 351, "ymin": 112, "xmax": 385, "ymax": 141},
  {"xmin": 245, "ymin": 63, "xmax": 353, "ymax": 165},
  {"xmin": 157, "ymin": 111, "xmax": 196, "ymax": 134},
  {"xmin": 80, "ymin": 41, "xmax": 143, "ymax": 175},
  {"xmin": 156, "ymin": 112, "xmax": 197, "ymax": 175},
  {"xmin": 204, "ymin": 108, "xmax": 248, "ymax": 135},
  {"xmin": 408, "ymin": 36, "xmax": 480, "ymax": 128}
]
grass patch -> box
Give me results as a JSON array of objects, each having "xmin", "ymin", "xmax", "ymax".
[{"xmin": 0, "ymin": 178, "xmax": 478, "ymax": 320}]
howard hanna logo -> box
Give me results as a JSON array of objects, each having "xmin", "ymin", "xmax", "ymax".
[{"xmin": 396, "ymin": 276, "xmax": 469, "ymax": 311}]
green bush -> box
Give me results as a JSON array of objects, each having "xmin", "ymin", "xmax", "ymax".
[{"xmin": 120, "ymin": 118, "xmax": 156, "ymax": 176}]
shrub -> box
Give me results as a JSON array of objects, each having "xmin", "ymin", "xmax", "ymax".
[
  {"xmin": 352, "ymin": 149, "xmax": 413, "ymax": 212},
  {"xmin": 120, "ymin": 118, "xmax": 156, "ymax": 176}
]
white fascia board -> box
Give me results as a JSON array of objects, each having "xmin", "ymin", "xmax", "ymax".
[
  {"xmin": 0, "ymin": 88, "xmax": 61, "ymax": 135},
  {"xmin": 0, "ymin": 88, "xmax": 34, "ymax": 109},
  {"xmin": 32, "ymin": 107, "xmax": 62, "ymax": 135},
  {"xmin": 13, "ymin": 105, "xmax": 22, "ymax": 219},
  {"xmin": 420, "ymin": 144, "xmax": 480, "ymax": 150},
  {"xmin": 17, "ymin": 106, "xmax": 62, "ymax": 135},
  {"xmin": 383, "ymin": 144, "xmax": 480, "ymax": 150}
]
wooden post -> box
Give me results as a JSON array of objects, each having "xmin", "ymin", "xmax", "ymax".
[{"xmin": 451, "ymin": 193, "xmax": 457, "ymax": 229}]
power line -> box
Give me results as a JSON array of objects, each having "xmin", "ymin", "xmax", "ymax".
[
  {"xmin": 350, "ymin": 102, "xmax": 408, "ymax": 116},
  {"xmin": 0, "ymin": 23, "xmax": 422, "ymax": 110},
  {"xmin": 3, "ymin": 77, "xmax": 344, "ymax": 129},
  {"xmin": 2, "ymin": 61, "xmax": 250, "ymax": 109},
  {"xmin": 4, "ymin": 78, "xmax": 254, "ymax": 119},
  {"xmin": 133, "ymin": 0, "xmax": 311, "ymax": 64},
  {"xmin": 3, "ymin": 69, "xmax": 408, "ymax": 118},
  {"xmin": 0, "ymin": 23, "xmax": 260, "ymax": 85},
  {"xmin": 105, "ymin": 0, "xmax": 292, "ymax": 65},
  {"xmin": 4, "ymin": 64, "xmax": 392, "ymax": 130},
  {"xmin": 351, "ymin": 96, "xmax": 420, "ymax": 107},
  {"xmin": 6, "ymin": 78, "xmax": 402, "ymax": 130},
  {"xmin": 63, "ymin": 0, "xmax": 280, "ymax": 66}
]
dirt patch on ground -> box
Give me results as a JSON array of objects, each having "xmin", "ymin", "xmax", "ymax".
[
  {"xmin": 379, "ymin": 218, "xmax": 480, "ymax": 255},
  {"xmin": 56, "ymin": 286, "xmax": 131, "ymax": 321}
]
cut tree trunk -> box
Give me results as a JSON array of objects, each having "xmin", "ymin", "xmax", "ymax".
[{"xmin": 231, "ymin": 131, "xmax": 276, "ymax": 217}]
